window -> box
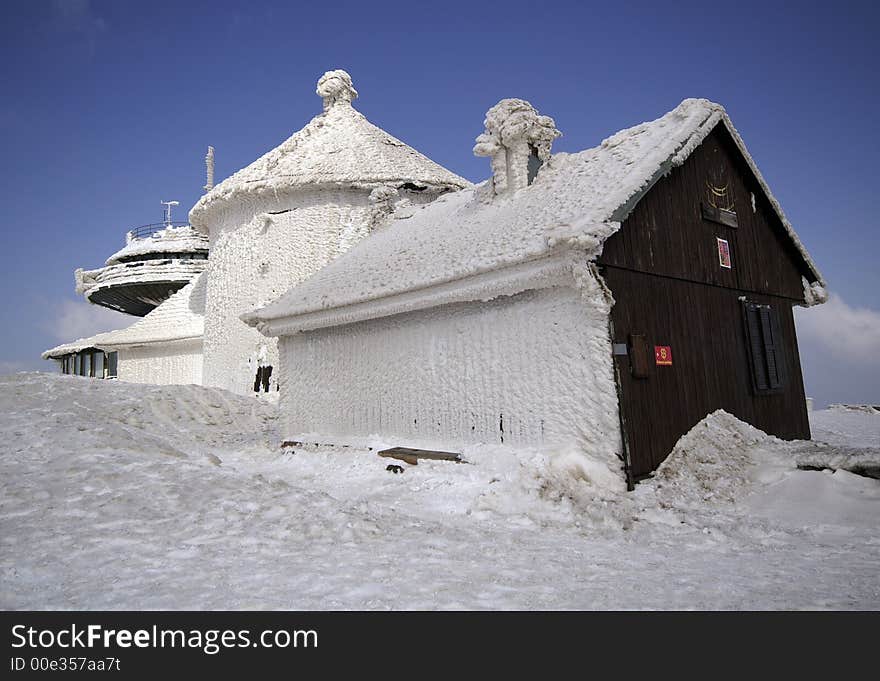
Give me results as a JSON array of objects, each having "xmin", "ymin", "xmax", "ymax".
[
  {"xmin": 742, "ymin": 302, "xmax": 785, "ymax": 393},
  {"xmin": 106, "ymin": 351, "xmax": 118, "ymax": 378},
  {"xmin": 527, "ymin": 145, "xmax": 542, "ymax": 186}
]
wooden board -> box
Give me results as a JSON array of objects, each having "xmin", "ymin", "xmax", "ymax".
[{"xmin": 378, "ymin": 447, "xmax": 462, "ymax": 466}]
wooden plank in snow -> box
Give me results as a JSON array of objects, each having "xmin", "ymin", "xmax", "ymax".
[{"xmin": 377, "ymin": 447, "xmax": 462, "ymax": 466}]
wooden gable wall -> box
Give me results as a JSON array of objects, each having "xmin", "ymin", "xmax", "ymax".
[
  {"xmin": 598, "ymin": 125, "xmax": 813, "ymax": 300},
  {"xmin": 596, "ymin": 124, "xmax": 814, "ymax": 481}
]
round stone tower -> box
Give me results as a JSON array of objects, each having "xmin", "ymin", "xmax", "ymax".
[{"xmin": 189, "ymin": 69, "xmax": 470, "ymax": 395}]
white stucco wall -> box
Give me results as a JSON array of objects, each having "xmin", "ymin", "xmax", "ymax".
[
  {"xmin": 202, "ymin": 187, "xmax": 437, "ymax": 395},
  {"xmin": 277, "ymin": 286, "xmax": 621, "ymax": 459},
  {"xmin": 116, "ymin": 340, "xmax": 203, "ymax": 386}
]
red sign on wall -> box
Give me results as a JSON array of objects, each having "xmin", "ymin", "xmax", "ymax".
[
  {"xmin": 655, "ymin": 345, "xmax": 673, "ymax": 366},
  {"xmin": 717, "ymin": 237, "xmax": 732, "ymax": 269}
]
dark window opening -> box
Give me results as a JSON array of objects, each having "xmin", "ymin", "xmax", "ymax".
[
  {"xmin": 253, "ymin": 365, "xmax": 273, "ymax": 393},
  {"xmin": 117, "ymin": 252, "xmax": 208, "ymax": 264},
  {"xmin": 527, "ymin": 146, "xmax": 542, "ymax": 186},
  {"xmin": 106, "ymin": 351, "xmax": 118, "ymax": 378},
  {"xmin": 743, "ymin": 302, "xmax": 785, "ymax": 394}
]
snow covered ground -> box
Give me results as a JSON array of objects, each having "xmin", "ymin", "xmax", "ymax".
[{"xmin": 1, "ymin": 373, "xmax": 877, "ymax": 610}]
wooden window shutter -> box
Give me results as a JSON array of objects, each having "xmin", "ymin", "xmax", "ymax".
[
  {"xmin": 743, "ymin": 302, "xmax": 785, "ymax": 394},
  {"xmin": 628, "ymin": 333, "xmax": 651, "ymax": 379},
  {"xmin": 745, "ymin": 304, "xmax": 768, "ymax": 391}
]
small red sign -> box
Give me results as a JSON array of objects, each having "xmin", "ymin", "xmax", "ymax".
[
  {"xmin": 717, "ymin": 237, "xmax": 732, "ymax": 269},
  {"xmin": 655, "ymin": 345, "xmax": 672, "ymax": 366}
]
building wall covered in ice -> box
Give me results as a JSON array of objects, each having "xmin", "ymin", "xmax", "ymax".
[
  {"xmin": 117, "ymin": 340, "xmax": 203, "ymax": 386},
  {"xmin": 201, "ymin": 187, "xmax": 436, "ymax": 395},
  {"xmin": 278, "ymin": 285, "xmax": 621, "ymax": 459}
]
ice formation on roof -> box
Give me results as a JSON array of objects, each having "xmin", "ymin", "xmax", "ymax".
[
  {"xmin": 42, "ymin": 332, "xmax": 116, "ymax": 359},
  {"xmin": 105, "ymin": 225, "xmax": 208, "ymax": 265},
  {"xmin": 97, "ymin": 273, "xmax": 206, "ymax": 348},
  {"xmin": 189, "ymin": 69, "xmax": 470, "ymax": 230},
  {"xmin": 43, "ymin": 274, "xmax": 206, "ymax": 358},
  {"xmin": 316, "ymin": 69, "xmax": 358, "ymax": 111},
  {"xmin": 473, "ymin": 98, "xmax": 560, "ymax": 196},
  {"xmin": 245, "ymin": 98, "xmax": 826, "ymax": 334}
]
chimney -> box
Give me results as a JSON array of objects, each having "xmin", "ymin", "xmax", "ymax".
[{"xmin": 473, "ymin": 99, "xmax": 560, "ymax": 197}]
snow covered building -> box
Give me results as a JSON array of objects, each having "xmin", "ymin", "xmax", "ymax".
[
  {"xmin": 43, "ymin": 217, "xmax": 208, "ymax": 380},
  {"xmin": 75, "ymin": 222, "xmax": 208, "ymax": 317},
  {"xmin": 44, "ymin": 69, "xmax": 469, "ymax": 391},
  {"xmin": 188, "ymin": 70, "xmax": 470, "ymax": 395},
  {"xmin": 43, "ymin": 273, "xmax": 206, "ymax": 385},
  {"xmin": 245, "ymin": 97, "xmax": 826, "ymax": 482}
]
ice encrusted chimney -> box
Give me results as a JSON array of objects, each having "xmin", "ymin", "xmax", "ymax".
[
  {"xmin": 316, "ymin": 69, "xmax": 358, "ymax": 112},
  {"xmin": 473, "ymin": 98, "xmax": 560, "ymax": 197}
]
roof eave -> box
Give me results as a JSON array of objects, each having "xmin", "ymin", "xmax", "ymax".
[{"xmin": 244, "ymin": 253, "xmax": 577, "ymax": 337}]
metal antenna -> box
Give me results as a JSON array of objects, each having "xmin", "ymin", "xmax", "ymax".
[
  {"xmin": 204, "ymin": 146, "xmax": 215, "ymax": 192},
  {"xmin": 161, "ymin": 200, "xmax": 180, "ymax": 226}
]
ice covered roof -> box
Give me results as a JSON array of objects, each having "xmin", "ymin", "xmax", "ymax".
[
  {"xmin": 189, "ymin": 70, "xmax": 470, "ymax": 229},
  {"xmin": 43, "ymin": 273, "xmax": 206, "ymax": 359},
  {"xmin": 245, "ymin": 98, "xmax": 825, "ymax": 335},
  {"xmin": 105, "ymin": 225, "xmax": 208, "ymax": 265},
  {"xmin": 95, "ymin": 272, "xmax": 206, "ymax": 348}
]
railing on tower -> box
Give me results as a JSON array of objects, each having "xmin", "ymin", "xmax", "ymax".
[{"xmin": 126, "ymin": 222, "xmax": 191, "ymax": 242}]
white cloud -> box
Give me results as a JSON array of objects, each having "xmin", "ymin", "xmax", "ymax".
[
  {"xmin": 48, "ymin": 300, "xmax": 131, "ymax": 343},
  {"xmin": 795, "ymin": 293, "xmax": 880, "ymax": 364},
  {"xmin": 795, "ymin": 293, "xmax": 880, "ymax": 407}
]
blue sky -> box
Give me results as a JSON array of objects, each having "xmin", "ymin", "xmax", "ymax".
[{"xmin": 1, "ymin": 0, "xmax": 878, "ymax": 406}]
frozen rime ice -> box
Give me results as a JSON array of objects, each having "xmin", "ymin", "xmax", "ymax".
[
  {"xmin": 44, "ymin": 274, "xmax": 206, "ymax": 359},
  {"xmin": 473, "ymin": 98, "xmax": 561, "ymax": 196},
  {"xmin": 248, "ymin": 98, "xmax": 825, "ymax": 332},
  {"xmin": 189, "ymin": 70, "xmax": 470, "ymax": 231}
]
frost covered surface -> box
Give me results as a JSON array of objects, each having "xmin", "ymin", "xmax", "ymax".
[
  {"xmin": 1, "ymin": 374, "xmax": 878, "ymax": 610},
  {"xmin": 97, "ymin": 273, "xmax": 206, "ymax": 348},
  {"xmin": 75, "ymin": 259, "xmax": 206, "ymax": 299},
  {"xmin": 277, "ymin": 284, "xmax": 621, "ymax": 459},
  {"xmin": 189, "ymin": 70, "xmax": 469, "ymax": 230},
  {"xmin": 105, "ymin": 225, "xmax": 208, "ymax": 266},
  {"xmin": 251, "ymin": 98, "xmax": 824, "ymax": 329},
  {"xmin": 43, "ymin": 275, "xmax": 206, "ymax": 359}
]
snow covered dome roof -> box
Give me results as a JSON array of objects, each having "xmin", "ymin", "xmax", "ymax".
[
  {"xmin": 189, "ymin": 69, "xmax": 470, "ymax": 230},
  {"xmin": 244, "ymin": 98, "xmax": 826, "ymax": 335}
]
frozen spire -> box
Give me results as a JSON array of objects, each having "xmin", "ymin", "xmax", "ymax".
[{"xmin": 316, "ymin": 69, "xmax": 358, "ymax": 112}]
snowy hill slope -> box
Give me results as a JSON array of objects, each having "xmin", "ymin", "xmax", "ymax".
[{"xmin": 1, "ymin": 374, "xmax": 878, "ymax": 610}]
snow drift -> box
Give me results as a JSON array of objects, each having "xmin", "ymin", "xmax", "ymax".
[{"xmin": 1, "ymin": 374, "xmax": 877, "ymax": 609}]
